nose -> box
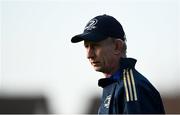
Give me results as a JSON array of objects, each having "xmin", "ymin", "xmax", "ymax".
[{"xmin": 87, "ymin": 46, "xmax": 95, "ymax": 59}]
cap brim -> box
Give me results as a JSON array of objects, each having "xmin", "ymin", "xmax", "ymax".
[{"xmin": 71, "ymin": 32, "xmax": 107, "ymax": 43}]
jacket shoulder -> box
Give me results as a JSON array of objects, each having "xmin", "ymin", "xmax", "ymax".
[
  {"xmin": 121, "ymin": 68, "xmax": 161, "ymax": 101},
  {"xmin": 119, "ymin": 69, "xmax": 165, "ymax": 113}
]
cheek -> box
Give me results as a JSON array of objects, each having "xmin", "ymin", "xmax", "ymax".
[
  {"xmin": 101, "ymin": 52, "xmax": 115, "ymax": 67},
  {"xmin": 106, "ymin": 56, "xmax": 115, "ymax": 67},
  {"xmin": 96, "ymin": 47, "xmax": 115, "ymax": 66}
]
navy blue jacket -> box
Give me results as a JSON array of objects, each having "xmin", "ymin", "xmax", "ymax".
[{"xmin": 98, "ymin": 58, "xmax": 165, "ymax": 114}]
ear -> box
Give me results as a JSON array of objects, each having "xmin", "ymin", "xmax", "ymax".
[{"xmin": 113, "ymin": 39, "xmax": 123, "ymax": 55}]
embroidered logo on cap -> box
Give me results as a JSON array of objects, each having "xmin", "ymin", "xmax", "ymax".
[
  {"xmin": 104, "ymin": 95, "xmax": 111, "ymax": 109},
  {"xmin": 84, "ymin": 19, "xmax": 98, "ymax": 31}
]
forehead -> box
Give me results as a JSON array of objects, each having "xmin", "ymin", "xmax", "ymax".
[
  {"xmin": 84, "ymin": 37, "xmax": 113, "ymax": 45},
  {"xmin": 84, "ymin": 40, "xmax": 98, "ymax": 45}
]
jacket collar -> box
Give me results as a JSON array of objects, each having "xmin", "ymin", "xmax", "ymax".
[
  {"xmin": 119, "ymin": 58, "xmax": 137, "ymax": 70},
  {"xmin": 98, "ymin": 58, "xmax": 137, "ymax": 88}
]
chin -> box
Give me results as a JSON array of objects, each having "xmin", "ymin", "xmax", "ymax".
[{"xmin": 94, "ymin": 67, "xmax": 103, "ymax": 72}]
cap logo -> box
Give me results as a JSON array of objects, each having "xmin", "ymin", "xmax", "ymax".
[{"xmin": 84, "ymin": 19, "xmax": 98, "ymax": 31}]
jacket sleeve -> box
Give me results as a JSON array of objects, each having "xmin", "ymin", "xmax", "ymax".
[{"xmin": 122, "ymin": 85, "xmax": 165, "ymax": 114}]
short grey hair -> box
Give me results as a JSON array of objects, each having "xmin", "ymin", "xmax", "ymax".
[
  {"xmin": 111, "ymin": 37, "xmax": 127, "ymax": 58},
  {"xmin": 122, "ymin": 41, "xmax": 127, "ymax": 57}
]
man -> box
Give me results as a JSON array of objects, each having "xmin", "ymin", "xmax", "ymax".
[{"xmin": 71, "ymin": 14, "xmax": 165, "ymax": 114}]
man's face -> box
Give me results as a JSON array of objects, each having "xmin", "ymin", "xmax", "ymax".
[{"xmin": 84, "ymin": 38, "xmax": 119, "ymax": 74}]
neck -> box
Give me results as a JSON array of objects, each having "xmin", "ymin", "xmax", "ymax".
[
  {"xmin": 103, "ymin": 57, "xmax": 121, "ymax": 78},
  {"xmin": 104, "ymin": 73, "xmax": 113, "ymax": 78},
  {"xmin": 103, "ymin": 67, "xmax": 119, "ymax": 78}
]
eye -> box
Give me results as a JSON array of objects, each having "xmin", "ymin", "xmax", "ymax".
[{"xmin": 84, "ymin": 43, "xmax": 89, "ymax": 48}]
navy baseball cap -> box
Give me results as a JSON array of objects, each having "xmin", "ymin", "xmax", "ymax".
[{"xmin": 71, "ymin": 14, "xmax": 125, "ymax": 43}]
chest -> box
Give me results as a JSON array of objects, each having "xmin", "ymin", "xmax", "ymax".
[{"xmin": 98, "ymin": 81, "xmax": 125, "ymax": 114}]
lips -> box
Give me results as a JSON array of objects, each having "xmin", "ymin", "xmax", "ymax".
[{"xmin": 91, "ymin": 61, "xmax": 100, "ymax": 66}]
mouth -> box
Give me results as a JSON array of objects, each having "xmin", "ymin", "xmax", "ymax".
[{"xmin": 91, "ymin": 61, "xmax": 100, "ymax": 66}]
